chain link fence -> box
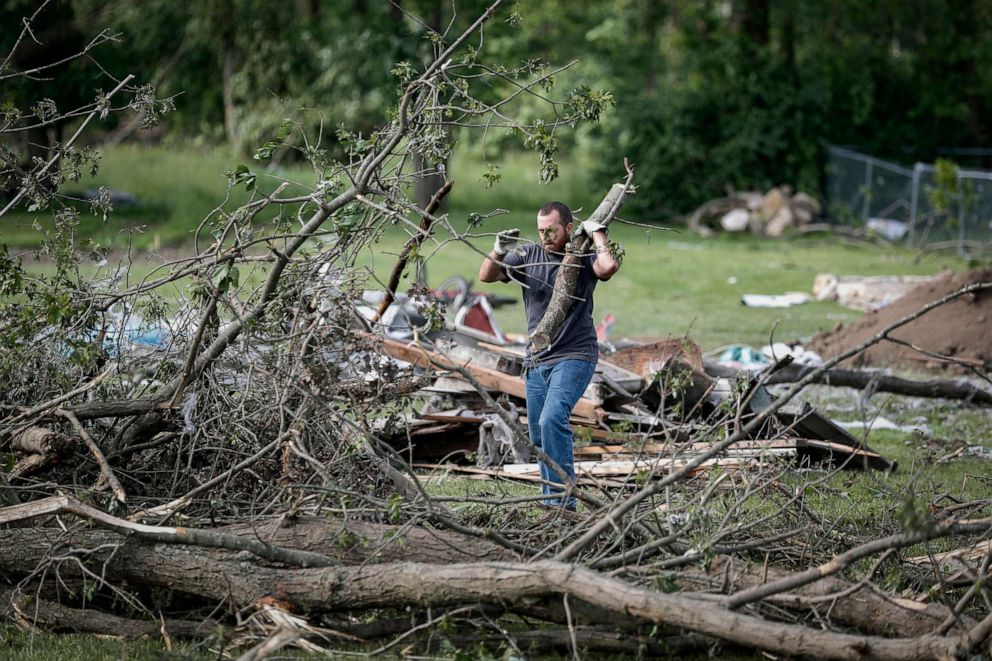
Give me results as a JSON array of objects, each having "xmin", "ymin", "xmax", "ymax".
[{"xmin": 825, "ymin": 145, "xmax": 992, "ymax": 254}]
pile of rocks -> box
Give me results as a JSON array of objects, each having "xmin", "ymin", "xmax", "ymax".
[{"xmin": 688, "ymin": 187, "xmax": 822, "ymax": 237}]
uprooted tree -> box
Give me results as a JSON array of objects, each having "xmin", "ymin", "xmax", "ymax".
[{"xmin": 2, "ymin": 2, "xmax": 992, "ymax": 659}]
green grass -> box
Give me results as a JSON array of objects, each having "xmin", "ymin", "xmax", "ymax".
[
  {"xmin": 1, "ymin": 143, "xmax": 314, "ymax": 249},
  {"xmin": 0, "ymin": 625, "xmax": 208, "ymax": 660},
  {"xmin": 364, "ymin": 227, "xmax": 966, "ymax": 350},
  {"xmin": 0, "ymin": 141, "xmax": 595, "ymax": 251},
  {"xmin": 7, "ymin": 141, "xmax": 970, "ymax": 352}
]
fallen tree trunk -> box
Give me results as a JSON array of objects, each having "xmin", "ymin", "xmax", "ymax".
[
  {"xmin": 0, "ymin": 515, "xmax": 513, "ymax": 570},
  {"xmin": 1, "ymin": 588, "xmax": 214, "ymax": 640},
  {"xmin": 761, "ymin": 363, "xmax": 992, "ymax": 405},
  {"xmin": 690, "ymin": 555, "xmax": 970, "ymax": 638},
  {"xmin": 8, "ymin": 426, "xmax": 75, "ymax": 479},
  {"xmin": 415, "ymin": 627, "xmax": 709, "ymax": 657},
  {"xmin": 0, "ymin": 527, "xmax": 982, "ymax": 661},
  {"xmin": 0, "ymin": 496, "xmax": 340, "ymax": 568},
  {"xmin": 215, "ymin": 516, "xmax": 516, "ymax": 563}
]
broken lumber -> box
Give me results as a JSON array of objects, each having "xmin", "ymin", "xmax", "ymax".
[
  {"xmin": 374, "ymin": 335, "xmax": 604, "ymax": 420},
  {"xmin": 414, "ymin": 454, "xmax": 785, "ymax": 481},
  {"xmin": 776, "ymin": 401, "xmax": 896, "ymax": 471},
  {"xmin": 606, "ymin": 338, "xmax": 716, "ymax": 413},
  {"xmin": 905, "ymin": 540, "xmax": 992, "ymax": 582}
]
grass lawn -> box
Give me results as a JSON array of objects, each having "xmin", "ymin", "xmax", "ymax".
[
  {"xmin": 383, "ymin": 228, "xmax": 967, "ymax": 349},
  {"xmin": 6, "ymin": 141, "xmax": 969, "ymax": 350},
  {"xmin": 0, "ymin": 627, "xmax": 208, "ymax": 660},
  {"xmin": 1, "ymin": 143, "xmax": 315, "ymax": 249}
]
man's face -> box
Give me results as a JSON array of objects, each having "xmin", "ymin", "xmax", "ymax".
[{"xmin": 537, "ymin": 210, "xmax": 572, "ymax": 253}]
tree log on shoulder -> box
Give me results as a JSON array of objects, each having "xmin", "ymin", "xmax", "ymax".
[{"xmin": 530, "ymin": 175, "xmax": 633, "ymax": 352}]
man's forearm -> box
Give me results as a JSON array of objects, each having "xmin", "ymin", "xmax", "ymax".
[
  {"xmin": 591, "ymin": 230, "xmax": 619, "ymax": 278},
  {"xmin": 479, "ymin": 251, "xmax": 508, "ymax": 282}
]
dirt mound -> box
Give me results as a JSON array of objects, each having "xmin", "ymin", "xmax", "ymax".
[{"xmin": 810, "ymin": 267, "xmax": 992, "ymax": 371}]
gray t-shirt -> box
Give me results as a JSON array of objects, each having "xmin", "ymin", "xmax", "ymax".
[{"xmin": 502, "ymin": 243, "xmax": 599, "ymax": 366}]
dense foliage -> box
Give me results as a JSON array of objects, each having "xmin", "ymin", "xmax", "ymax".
[{"xmin": 4, "ymin": 0, "xmax": 992, "ymax": 217}]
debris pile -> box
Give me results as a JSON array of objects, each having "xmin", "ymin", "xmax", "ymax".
[
  {"xmin": 811, "ymin": 267, "xmax": 992, "ymax": 370},
  {"xmin": 372, "ymin": 329, "xmax": 895, "ymax": 479},
  {"xmin": 687, "ymin": 186, "xmax": 822, "ymax": 237},
  {"xmin": 740, "ymin": 271, "xmax": 946, "ymax": 312},
  {"xmin": 812, "ymin": 272, "xmax": 948, "ymax": 312}
]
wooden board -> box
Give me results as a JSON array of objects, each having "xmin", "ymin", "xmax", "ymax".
[
  {"xmin": 413, "ymin": 453, "xmax": 792, "ymax": 481},
  {"xmin": 376, "ymin": 336, "xmax": 604, "ymax": 420},
  {"xmin": 606, "ymin": 338, "xmax": 706, "ymax": 376}
]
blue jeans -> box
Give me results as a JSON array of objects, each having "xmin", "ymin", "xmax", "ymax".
[{"xmin": 524, "ymin": 359, "xmax": 596, "ymax": 510}]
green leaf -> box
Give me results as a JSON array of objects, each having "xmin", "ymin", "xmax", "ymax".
[{"xmin": 276, "ymin": 118, "xmax": 293, "ymax": 139}]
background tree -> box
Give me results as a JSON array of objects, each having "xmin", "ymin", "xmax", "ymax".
[{"xmin": 1, "ymin": 4, "xmax": 992, "ymax": 659}]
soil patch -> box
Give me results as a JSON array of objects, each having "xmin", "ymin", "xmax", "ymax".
[{"xmin": 809, "ymin": 267, "xmax": 992, "ymax": 371}]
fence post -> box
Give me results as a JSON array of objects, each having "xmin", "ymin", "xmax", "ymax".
[
  {"xmin": 908, "ymin": 163, "xmax": 922, "ymax": 247},
  {"xmin": 862, "ymin": 157, "xmax": 873, "ymax": 223},
  {"xmin": 957, "ymin": 171, "xmax": 966, "ymax": 257}
]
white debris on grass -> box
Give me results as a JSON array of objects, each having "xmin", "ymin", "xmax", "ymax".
[
  {"xmin": 741, "ymin": 292, "xmax": 811, "ymax": 308},
  {"xmin": 834, "ymin": 416, "xmax": 931, "ymax": 435}
]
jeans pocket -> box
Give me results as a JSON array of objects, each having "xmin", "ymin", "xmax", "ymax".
[{"xmin": 560, "ymin": 360, "xmax": 594, "ymax": 398}]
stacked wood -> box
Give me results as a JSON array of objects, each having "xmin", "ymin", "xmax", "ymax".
[{"xmin": 688, "ymin": 186, "xmax": 822, "ymax": 237}]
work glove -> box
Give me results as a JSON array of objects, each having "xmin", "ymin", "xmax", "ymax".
[
  {"xmin": 493, "ymin": 228, "xmax": 520, "ymax": 257},
  {"xmin": 575, "ymin": 219, "xmax": 607, "ymax": 239}
]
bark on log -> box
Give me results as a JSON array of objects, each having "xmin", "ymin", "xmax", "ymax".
[
  {"xmin": 0, "ymin": 516, "xmax": 512, "ymax": 570},
  {"xmin": 0, "ymin": 528, "xmax": 976, "ymax": 661},
  {"xmin": 694, "ymin": 555, "xmax": 970, "ymax": 638},
  {"xmin": 0, "ymin": 588, "xmax": 215, "ymax": 640},
  {"xmin": 0, "ymin": 496, "xmax": 340, "ymax": 568},
  {"xmin": 417, "ymin": 627, "xmax": 709, "ymax": 656},
  {"xmin": 530, "ymin": 177, "xmax": 632, "ymax": 352},
  {"xmin": 10, "ymin": 426, "xmax": 74, "ymax": 455},
  {"xmin": 9, "ymin": 426, "xmax": 75, "ymax": 478},
  {"xmin": 115, "ymin": 411, "xmax": 168, "ymax": 453},
  {"xmin": 65, "ymin": 394, "xmax": 165, "ymax": 421},
  {"xmin": 215, "ymin": 517, "xmax": 515, "ymax": 563},
  {"xmin": 762, "ymin": 364, "xmax": 992, "ymax": 405}
]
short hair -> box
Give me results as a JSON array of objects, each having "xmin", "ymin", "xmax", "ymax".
[{"xmin": 539, "ymin": 201, "xmax": 572, "ymax": 227}]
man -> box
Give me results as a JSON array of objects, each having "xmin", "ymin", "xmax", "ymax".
[{"xmin": 479, "ymin": 201, "xmax": 619, "ymax": 511}]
